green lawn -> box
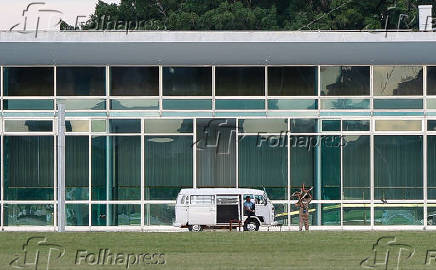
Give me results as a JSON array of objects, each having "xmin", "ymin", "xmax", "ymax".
[{"xmin": 2, "ymin": 231, "xmax": 436, "ymax": 269}]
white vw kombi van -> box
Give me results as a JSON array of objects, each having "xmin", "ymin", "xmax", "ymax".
[{"xmin": 174, "ymin": 188, "xmax": 276, "ymax": 231}]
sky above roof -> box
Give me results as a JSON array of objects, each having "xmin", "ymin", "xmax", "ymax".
[{"xmin": 0, "ymin": 0, "xmax": 120, "ymax": 30}]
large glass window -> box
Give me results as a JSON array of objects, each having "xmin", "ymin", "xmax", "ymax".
[
  {"xmin": 163, "ymin": 67, "xmax": 212, "ymax": 96},
  {"xmin": 110, "ymin": 67, "xmax": 159, "ymax": 96},
  {"xmin": 4, "ymin": 204, "xmax": 54, "ymax": 226},
  {"xmin": 92, "ymin": 204, "xmax": 141, "ymax": 226},
  {"xmin": 374, "ymin": 206, "xmax": 423, "ymax": 225},
  {"xmin": 145, "ymin": 136, "xmax": 193, "ymax": 200},
  {"xmin": 427, "ymin": 136, "xmax": 436, "ymax": 199},
  {"xmin": 373, "ymin": 66, "xmax": 423, "ymax": 96},
  {"xmin": 428, "ymin": 66, "xmax": 436, "ymax": 95},
  {"xmin": 196, "ymin": 119, "xmax": 236, "ymax": 187},
  {"xmin": 238, "ymin": 136, "xmax": 287, "ymax": 200},
  {"xmin": 374, "ymin": 136, "xmax": 423, "ymax": 200},
  {"xmin": 321, "ymin": 136, "xmax": 341, "ymax": 200},
  {"xmin": 56, "ymin": 67, "xmax": 106, "ymax": 96},
  {"xmin": 4, "ymin": 67, "xmax": 54, "ymax": 96},
  {"xmin": 343, "ymin": 136, "xmax": 370, "ymax": 200},
  {"xmin": 4, "ymin": 136, "xmax": 54, "ymax": 200},
  {"xmin": 290, "ymin": 136, "xmax": 315, "ymax": 196},
  {"xmin": 268, "ymin": 67, "xmax": 317, "ymax": 96},
  {"xmin": 91, "ymin": 136, "xmax": 141, "ymax": 201},
  {"xmin": 215, "ymin": 67, "xmax": 264, "ymax": 96},
  {"xmin": 320, "ymin": 66, "xmax": 370, "ymax": 96},
  {"xmin": 66, "ymin": 136, "xmax": 89, "ymax": 200}
]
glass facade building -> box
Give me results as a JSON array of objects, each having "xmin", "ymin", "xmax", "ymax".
[{"xmin": 1, "ymin": 31, "xmax": 436, "ymax": 230}]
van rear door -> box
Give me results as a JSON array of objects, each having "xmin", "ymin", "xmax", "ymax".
[{"xmin": 188, "ymin": 195, "xmax": 215, "ymax": 225}]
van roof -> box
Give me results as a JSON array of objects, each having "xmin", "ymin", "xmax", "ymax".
[{"xmin": 179, "ymin": 188, "xmax": 265, "ymax": 196}]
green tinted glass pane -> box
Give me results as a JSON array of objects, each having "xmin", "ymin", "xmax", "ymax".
[
  {"xmin": 427, "ymin": 206, "xmax": 436, "ymax": 225},
  {"xmin": 66, "ymin": 204, "xmax": 89, "ymax": 226},
  {"xmin": 321, "ymin": 204, "xmax": 341, "ymax": 225},
  {"xmin": 66, "ymin": 120, "xmax": 89, "ymax": 132},
  {"xmin": 375, "ymin": 136, "xmax": 423, "ymax": 200},
  {"xmin": 321, "ymin": 66, "xmax": 370, "ymax": 96},
  {"xmin": 5, "ymin": 120, "xmax": 53, "ymax": 132},
  {"xmin": 374, "ymin": 66, "xmax": 423, "ymax": 96},
  {"xmin": 110, "ymin": 99, "xmax": 159, "ymax": 110},
  {"xmin": 321, "ymin": 137, "xmax": 341, "ymax": 200},
  {"xmin": 4, "ymin": 67, "xmax": 54, "ymax": 96},
  {"xmin": 196, "ymin": 119, "xmax": 236, "ymax": 188},
  {"xmin": 4, "ymin": 204, "xmax": 54, "ymax": 226},
  {"xmin": 216, "ymin": 67, "xmax": 264, "ymax": 96},
  {"xmin": 343, "ymin": 120, "xmax": 370, "ymax": 131},
  {"xmin": 145, "ymin": 136, "xmax": 193, "ymax": 200},
  {"xmin": 110, "ymin": 67, "xmax": 159, "ymax": 96},
  {"xmin": 374, "ymin": 206, "xmax": 423, "ymax": 225},
  {"xmin": 4, "ymin": 99, "xmax": 54, "ymax": 110},
  {"xmin": 57, "ymin": 99, "xmax": 106, "ymax": 110},
  {"xmin": 428, "ymin": 66, "xmax": 436, "ymax": 95},
  {"xmin": 66, "ymin": 136, "xmax": 89, "ymax": 200},
  {"xmin": 343, "ymin": 136, "xmax": 370, "ymax": 200},
  {"xmin": 109, "ymin": 119, "xmax": 141, "ymax": 133},
  {"xmin": 320, "ymin": 99, "xmax": 370, "ymax": 110},
  {"xmin": 92, "ymin": 204, "xmax": 141, "ymax": 226},
  {"xmin": 4, "ymin": 136, "xmax": 54, "ymax": 200},
  {"xmin": 163, "ymin": 67, "xmax": 212, "ymax": 96},
  {"xmin": 268, "ymin": 99, "xmax": 317, "ymax": 110},
  {"xmin": 427, "ymin": 136, "xmax": 436, "ymax": 199},
  {"xmin": 374, "ymin": 99, "xmax": 423, "ymax": 109},
  {"xmin": 238, "ymin": 119, "xmax": 287, "ymax": 133},
  {"xmin": 273, "ymin": 204, "xmax": 288, "ymax": 225},
  {"xmin": 163, "ymin": 99, "xmax": 212, "ymax": 110},
  {"xmin": 238, "ymin": 136, "xmax": 287, "ymax": 200},
  {"xmin": 215, "ymin": 99, "xmax": 264, "ymax": 110},
  {"xmin": 268, "ymin": 66, "xmax": 317, "ymax": 96},
  {"xmin": 91, "ymin": 136, "xmax": 141, "ymax": 200},
  {"xmin": 57, "ymin": 67, "xmax": 106, "ymax": 96},
  {"xmin": 343, "ymin": 206, "xmax": 370, "ymax": 226},
  {"xmin": 290, "ymin": 136, "xmax": 316, "ymax": 196},
  {"xmin": 146, "ymin": 204, "xmax": 175, "ymax": 225},
  {"xmin": 290, "ymin": 119, "xmax": 317, "ymax": 133},
  {"xmin": 91, "ymin": 120, "xmax": 106, "ymax": 132},
  {"xmin": 322, "ymin": 120, "xmax": 340, "ymax": 131},
  {"xmin": 144, "ymin": 119, "xmax": 193, "ymax": 133}
]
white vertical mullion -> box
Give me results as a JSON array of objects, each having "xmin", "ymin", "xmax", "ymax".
[
  {"xmin": 141, "ymin": 121, "xmax": 145, "ymax": 229},
  {"xmin": 424, "ymin": 65, "xmax": 428, "ymax": 230},
  {"xmin": 317, "ymin": 66, "xmax": 321, "ymax": 116},
  {"xmin": 264, "ymin": 66, "xmax": 268, "ymax": 112},
  {"xmin": 53, "ymin": 132, "xmax": 57, "ymax": 229},
  {"xmin": 212, "ymin": 66, "xmax": 216, "ymax": 117},
  {"xmin": 340, "ymin": 122, "xmax": 344, "ymax": 228},
  {"xmin": 88, "ymin": 134, "xmax": 92, "ymax": 230},
  {"xmin": 193, "ymin": 118, "xmax": 197, "ymax": 188},
  {"xmin": 1, "ymin": 66, "xmax": 3, "ymax": 230},
  {"xmin": 287, "ymin": 117, "xmax": 291, "ymax": 229},
  {"xmin": 370, "ymin": 65, "xmax": 374, "ymax": 229},
  {"xmin": 235, "ymin": 118, "xmax": 239, "ymax": 188},
  {"xmin": 106, "ymin": 66, "xmax": 110, "ymax": 114},
  {"xmin": 159, "ymin": 66, "xmax": 163, "ymax": 116},
  {"xmin": 54, "ymin": 66, "xmax": 57, "ymax": 110}
]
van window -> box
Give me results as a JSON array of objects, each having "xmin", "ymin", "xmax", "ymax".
[
  {"xmin": 190, "ymin": 195, "xmax": 214, "ymax": 205},
  {"xmin": 255, "ymin": 195, "xmax": 265, "ymax": 205}
]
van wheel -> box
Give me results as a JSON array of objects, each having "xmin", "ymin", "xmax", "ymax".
[
  {"xmin": 188, "ymin": 225, "xmax": 203, "ymax": 232},
  {"xmin": 244, "ymin": 219, "xmax": 259, "ymax": 231}
]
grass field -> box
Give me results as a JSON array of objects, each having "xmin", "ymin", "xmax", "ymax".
[{"xmin": 2, "ymin": 231, "xmax": 436, "ymax": 269}]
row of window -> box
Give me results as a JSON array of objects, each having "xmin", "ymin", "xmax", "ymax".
[
  {"xmin": 6, "ymin": 118, "xmax": 436, "ymax": 133},
  {"xmin": 0, "ymin": 134, "xmax": 434, "ymax": 201},
  {"xmin": 3, "ymin": 203, "xmax": 434, "ymax": 226},
  {"xmin": 2, "ymin": 66, "xmax": 436, "ymax": 97}
]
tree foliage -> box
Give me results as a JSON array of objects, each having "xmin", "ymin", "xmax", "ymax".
[{"xmin": 65, "ymin": 0, "xmax": 436, "ymax": 30}]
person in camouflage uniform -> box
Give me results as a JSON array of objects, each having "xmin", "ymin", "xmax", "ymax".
[{"xmin": 295, "ymin": 185, "xmax": 313, "ymax": 231}]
